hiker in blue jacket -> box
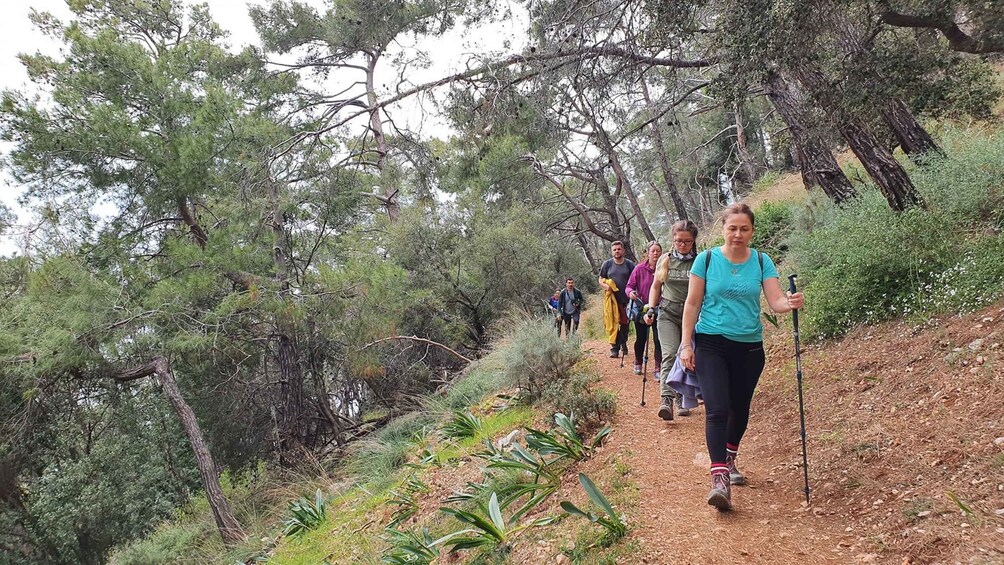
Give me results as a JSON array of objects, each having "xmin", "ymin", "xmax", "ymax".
[
  {"xmin": 680, "ymin": 203, "xmax": 804, "ymax": 512},
  {"xmin": 557, "ymin": 278, "xmax": 583, "ymax": 337}
]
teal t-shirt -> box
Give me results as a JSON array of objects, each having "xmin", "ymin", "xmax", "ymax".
[{"xmin": 690, "ymin": 248, "xmax": 779, "ymax": 343}]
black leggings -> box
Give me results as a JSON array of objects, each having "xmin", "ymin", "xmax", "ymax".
[
  {"xmin": 633, "ymin": 320, "xmax": 661, "ymax": 366},
  {"xmin": 695, "ymin": 333, "xmax": 765, "ymax": 464}
]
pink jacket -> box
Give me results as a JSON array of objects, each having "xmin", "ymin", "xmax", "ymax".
[{"xmin": 625, "ymin": 261, "xmax": 657, "ymax": 302}]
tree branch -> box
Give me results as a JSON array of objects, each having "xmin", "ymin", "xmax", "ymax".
[{"xmin": 361, "ymin": 335, "xmax": 471, "ymax": 364}]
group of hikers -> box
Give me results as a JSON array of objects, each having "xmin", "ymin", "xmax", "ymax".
[{"xmin": 560, "ymin": 203, "xmax": 805, "ymax": 512}]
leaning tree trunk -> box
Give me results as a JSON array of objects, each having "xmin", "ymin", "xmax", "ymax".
[
  {"xmin": 880, "ymin": 97, "xmax": 945, "ymax": 163},
  {"xmin": 836, "ymin": 118, "xmax": 926, "ymax": 211},
  {"xmin": 116, "ymin": 358, "xmax": 245, "ymax": 546},
  {"xmin": 765, "ymin": 71, "xmax": 858, "ymax": 203},
  {"xmin": 796, "ymin": 59, "xmax": 925, "ymax": 211}
]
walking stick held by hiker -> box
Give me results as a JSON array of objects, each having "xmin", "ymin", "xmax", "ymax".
[
  {"xmin": 640, "ymin": 306, "xmax": 650, "ymax": 407},
  {"xmin": 788, "ymin": 274, "xmax": 810, "ymax": 504}
]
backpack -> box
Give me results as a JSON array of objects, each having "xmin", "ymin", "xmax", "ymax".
[{"xmin": 626, "ymin": 297, "xmax": 645, "ymax": 322}]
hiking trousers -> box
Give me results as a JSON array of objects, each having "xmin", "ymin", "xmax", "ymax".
[
  {"xmin": 632, "ymin": 319, "xmax": 661, "ymax": 369},
  {"xmin": 560, "ymin": 312, "xmax": 579, "ymax": 337},
  {"xmin": 656, "ymin": 304, "xmax": 683, "ymax": 400},
  {"xmin": 694, "ymin": 333, "xmax": 765, "ymax": 464}
]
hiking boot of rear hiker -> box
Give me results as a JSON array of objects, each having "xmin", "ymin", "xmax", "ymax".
[
  {"xmin": 657, "ymin": 397, "xmax": 674, "ymax": 421},
  {"xmin": 609, "ymin": 347, "xmax": 619, "ymax": 358},
  {"xmin": 707, "ymin": 470, "xmax": 732, "ymax": 512},
  {"xmin": 633, "ymin": 363, "xmax": 642, "ymax": 375},
  {"xmin": 726, "ymin": 450, "xmax": 746, "ymax": 486},
  {"xmin": 676, "ymin": 395, "xmax": 691, "ymax": 417}
]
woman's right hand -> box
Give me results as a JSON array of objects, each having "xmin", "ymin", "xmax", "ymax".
[{"xmin": 680, "ymin": 346, "xmax": 695, "ymax": 371}]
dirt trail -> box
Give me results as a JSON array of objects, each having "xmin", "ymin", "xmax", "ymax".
[{"xmin": 586, "ymin": 336, "xmax": 855, "ymax": 564}]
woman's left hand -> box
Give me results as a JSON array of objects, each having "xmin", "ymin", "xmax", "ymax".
[{"xmin": 786, "ymin": 291, "xmax": 805, "ymax": 311}]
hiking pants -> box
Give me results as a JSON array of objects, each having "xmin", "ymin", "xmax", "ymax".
[
  {"xmin": 694, "ymin": 333, "xmax": 765, "ymax": 465},
  {"xmin": 656, "ymin": 303, "xmax": 683, "ymax": 400},
  {"xmin": 613, "ymin": 303, "xmax": 629, "ymax": 350},
  {"xmin": 632, "ymin": 319, "xmax": 661, "ymax": 369},
  {"xmin": 560, "ymin": 312, "xmax": 579, "ymax": 337}
]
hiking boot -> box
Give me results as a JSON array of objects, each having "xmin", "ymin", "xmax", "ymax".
[
  {"xmin": 633, "ymin": 363, "xmax": 642, "ymax": 375},
  {"xmin": 727, "ymin": 454, "xmax": 746, "ymax": 486},
  {"xmin": 657, "ymin": 399, "xmax": 674, "ymax": 421},
  {"xmin": 707, "ymin": 472, "xmax": 732, "ymax": 512},
  {"xmin": 609, "ymin": 347, "xmax": 619, "ymax": 358},
  {"xmin": 676, "ymin": 395, "xmax": 691, "ymax": 417}
]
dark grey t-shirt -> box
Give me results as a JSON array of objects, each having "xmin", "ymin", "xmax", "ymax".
[{"xmin": 600, "ymin": 258, "xmax": 635, "ymax": 304}]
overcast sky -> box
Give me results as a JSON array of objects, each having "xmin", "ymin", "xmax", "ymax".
[{"xmin": 0, "ymin": 0, "xmax": 527, "ymax": 255}]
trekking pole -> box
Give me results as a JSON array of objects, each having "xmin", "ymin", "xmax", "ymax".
[
  {"xmin": 640, "ymin": 316, "xmax": 650, "ymax": 407},
  {"xmin": 788, "ymin": 274, "xmax": 810, "ymax": 504}
]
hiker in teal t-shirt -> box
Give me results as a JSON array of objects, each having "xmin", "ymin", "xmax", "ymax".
[{"xmin": 679, "ymin": 203, "xmax": 805, "ymax": 513}]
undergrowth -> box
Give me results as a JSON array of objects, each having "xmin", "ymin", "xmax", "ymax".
[{"xmin": 786, "ymin": 126, "xmax": 1004, "ymax": 339}]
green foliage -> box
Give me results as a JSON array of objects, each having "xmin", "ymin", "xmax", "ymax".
[
  {"xmin": 440, "ymin": 411, "xmax": 485, "ymax": 440},
  {"xmin": 502, "ymin": 318, "xmax": 583, "ymax": 399},
  {"xmin": 788, "ymin": 127, "xmax": 1004, "ymax": 338},
  {"xmin": 282, "ymin": 489, "xmax": 329, "ymax": 537},
  {"xmin": 751, "ymin": 201, "xmax": 794, "ymax": 259},
  {"xmin": 439, "ymin": 492, "xmax": 555, "ymax": 551},
  {"xmin": 540, "ymin": 365, "xmax": 617, "ymax": 428},
  {"xmin": 381, "ymin": 527, "xmax": 451, "ymax": 565},
  {"xmin": 525, "ymin": 412, "xmax": 612, "ymax": 462},
  {"xmin": 559, "ymin": 473, "xmax": 628, "ymax": 541},
  {"xmin": 387, "ymin": 475, "xmax": 430, "ymax": 528}
]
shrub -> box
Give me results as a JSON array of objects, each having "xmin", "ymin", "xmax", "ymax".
[
  {"xmin": 502, "ymin": 318, "xmax": 583, "ymax": 400},
  {"xmin": 540, "ymin": 361, "xmax": 615, "ymax": 428},
  {"xmin": 751, "ymin": 200, "xmax": 794, "ymax": 259},
  {"xmin": 786, "ymin": 126, "xmax": 1004, "ymax": 338}
]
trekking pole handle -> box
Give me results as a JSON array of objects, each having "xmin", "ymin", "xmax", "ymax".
[{"xmin": 787, "ymin": 274, "xmax": 798, "ymax": 294}]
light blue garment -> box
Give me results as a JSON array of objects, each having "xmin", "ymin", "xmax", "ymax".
[
  {"xmin": 690, "ymin": 248, "xmax": 778, "ymax": 343},
  {"xmin": 665, "ymin": 341, "xmax": 701, "ymax": 409}
]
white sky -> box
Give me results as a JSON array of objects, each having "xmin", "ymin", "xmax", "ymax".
[{"xmin": 0, "ymin": 0, "xmax": 528, "ymax": 255}]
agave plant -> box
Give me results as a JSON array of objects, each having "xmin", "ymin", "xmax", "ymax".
[
  {"xmin": 440, "ymin": 492, "xmax": 555, "ymax": 551},
  {"xmin": 525, "ymin": 412, "xmax": 612, "ymax": 461},
  {"xmin": 381, "ymin": 527, "xmax": 458, "ymax": 564},
  {"xmin": 282, "ymin": 488, "xmax": 328, "ymax": 537},
  {"xmin": 559, "ymin": 473, "xmax": 627, "ymax": 540},
  {"xmin": 440, "ymin": 411, "xmax": 484, "ymax": 440},
  {"xmin": 387, "ymin": 474, "xmax": 430, "ymax": 528}
]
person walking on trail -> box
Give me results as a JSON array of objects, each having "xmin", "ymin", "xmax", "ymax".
[
  {"xmin": 645, "ymin": 221, "xmax": 699, "ymax": 421},
  {"xmin": 680, "ymin": 203, "xmax": 804, "ymax": 512},
  {"xmin": 598, "ymin": 241, "xmax": 635, "ymax": 358},
  {"xmin": 626, "ymin": 241, "xmax": 662, "ymax": 376},
  {"xmin": 558, "ymin": 278, "xmax": 583, "ymax": 337},
  {"xmin": 549, "ymin": 290, "xmax": 562, "ymax": 335}
]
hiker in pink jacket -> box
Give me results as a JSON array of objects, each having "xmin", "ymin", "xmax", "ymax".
[{"xmin": 625, "ymin": 241, "xmax": 662, "ymax": 376}]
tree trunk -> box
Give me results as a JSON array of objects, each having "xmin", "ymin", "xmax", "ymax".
[
  {"xmin": 366, "ymin": 54, "xmax": 400, "ymax": 222},
  {"xmin": 574, "ymin": 225, "xmax": 601, "ymax": 273},
  {"xmin": 734, "ymin": 103, "xmax": 760, "ymax": 188},
  {"xmin": 117, "ymin": 358, "xmax": 245, "ymax": 545},
  {"xmin": 640, "ymin": 77, "xmax": 689, "ymax": 220},
  {"xmin": 837, "ymin": 118, "xmax": 926, "ymax": 211},
  {"xmin": 881, "ymin": 97, "xmax": 945, "ymax": 163},
  {"xmin": 764, "ymin": 71, "xmax": 858, "ymax": 203}
]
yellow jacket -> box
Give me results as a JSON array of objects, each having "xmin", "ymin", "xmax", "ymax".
[{"xmin": 602, "ymin": 278, "xmax": 620, "ymax": 344}]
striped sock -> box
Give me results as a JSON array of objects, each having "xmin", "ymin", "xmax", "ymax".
[
  {"xmin": 726, "ymin": 443, "xmax": 739, "ymax": 461},
  {"xmin": 710, "ymin": 463, "xmax": 729, "ymax": 476}
]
